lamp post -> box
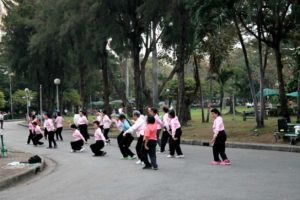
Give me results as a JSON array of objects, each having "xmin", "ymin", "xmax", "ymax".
[
  {"xmin": 24, "ymin": 88, "xmax": 30, "ymax": 118},
  {"xmin": 40, "ymin": 84, "xmax": 43, "ymax": 116},
  {"xmin": 3, "ymin": 71, "xmax": 14, "ymax": 119},
  {"xmin": 54, "ymin": 78, "xmax": 61, "ymax": 111}
]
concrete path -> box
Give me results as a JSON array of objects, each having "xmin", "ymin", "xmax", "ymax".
[{"xmin": 0, "ymin": 121, "xmax": 299, "ymax": 200}]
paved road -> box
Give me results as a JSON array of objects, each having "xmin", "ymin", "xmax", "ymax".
[{"xmin": 0, "ymin": 121, "xmax": 299, "ymax": 200}]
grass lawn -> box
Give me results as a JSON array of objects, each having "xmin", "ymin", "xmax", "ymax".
[{"xmin": 62, "ymin": 107, "xmax": 297, "ymax": 144}]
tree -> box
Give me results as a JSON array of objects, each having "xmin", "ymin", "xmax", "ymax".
[
  {"xmin": 237, "ymin": 0, "xmax": 297, "ymax": 122},
  {"xmin": 161, "ymin": 0, "xmax": 195, "ymax": 124},
  {"xmin": 12, "ymin": 89, "xmax": 37, "ymax": 111},
  {"xmin": 0, "ymin": 91, "xmax": 5, "ymax": 108}
]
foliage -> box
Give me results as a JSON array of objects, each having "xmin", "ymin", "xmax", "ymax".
[
  {"xmin": 12, "ymin": 89, "xmax": 37, "ymax": 108},
  {"xmin": 0, "ymin": 91, "xmax": 5, "ymax": 108},
  {"xmin": 63, "ymin": 89, "xmax": 81, "ymax": 107}
]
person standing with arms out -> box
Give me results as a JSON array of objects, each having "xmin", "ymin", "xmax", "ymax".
[
  {"xmin": 124, "ymin": 111, "xmax": 145, "ymax": 163},
  {"xmin": 90, "ymin": 121, "xmax": 107, "ymax": 156},
  {"xmin": 43, "ymin": 113, "xmax": 57, "ymax": 149},
  {"xmin": 77, "ymin": 111, "xmax": 90, "ymax": 142},
  {"xmin": 70, "ymin": 124, "xmax": 86, "ymax": 152},
  {"xmin": 117, "ymin": 114, "xmax": 135, "ymax": 160},
  {"xmin": 149, "ymin": 107, "xmax": 164, "ymax": 148},
  {"xmin": 55, "ymin": 112, "xmax": 64, "ymax": 141},
  {"xmin": 102, "ymin": 110, "xmax": 112, "ymax": 143},
  {"xmin": 210, "ymin": 108, "xmax": 231, "ymax": 165},
  {"xmin": 0, "ymin": 111, "xmax": 7, "ymax": 129},
  {"xmin": 31, "ymin": 121, "xmax": 44, "ymax": 146},
  {"xmin": 167, "ymin": 110, "xmax": 184, "ymax": 158},
  {"xmin": 141, "ymin": 116, "xmax": 158, "ymax": 170},
  {"xmin": 160, "ymin": 106, "xmax": 170, "ymax": 153}
]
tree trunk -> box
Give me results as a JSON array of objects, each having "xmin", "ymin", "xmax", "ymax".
[
  {"xmin": 234, "ymin": 16, "xmax": 260, "ymax": 127},
  {"xmin": 219, "ymin": 83, "xmax": 224, "ymax": 114},
  {"xmin": 100, "ymin": 41, "xmax": 112, "ymax": 115},
  {"xmin": 152, "ymin": 23, "xmax": 159, "ymax": 108},
  {"xmin": 274, "ymin": 46, "xmax": 290, "ymax": 122},
  {"xmin": 132, "ymin": 43, "xmax": 143, "ymax": 111},
  {"xmin": 206, "ymin": 75, "xmax": 213, "ymax": 123},
  {"xmin": 193, "ymin": 55, "xmax": 205, "ymax": 123},
  {"xmin": 297, "ymin": 71, "xmax": 300, "ymax": 122},
  {"xmin": 257, "ymin": 4, "xmax": 265, "ymax": 128}
]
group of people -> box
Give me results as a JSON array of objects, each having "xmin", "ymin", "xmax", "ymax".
[{"xmin": 25, "ymin": 105, "xmax": 230, "ymax": 170}]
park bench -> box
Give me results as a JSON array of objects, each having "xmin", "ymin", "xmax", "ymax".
[
  {"xmin": 243, "ymin": 111, "xmax": 255, "ymax": 121},
  {"xmin": 274, "ymin": 119, "xmax": 300, "ymax": 149}
]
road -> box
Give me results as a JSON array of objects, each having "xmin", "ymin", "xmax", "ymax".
[{"xmin": 0, "ymin": 121, "xmax": 300, "ymax": 200}]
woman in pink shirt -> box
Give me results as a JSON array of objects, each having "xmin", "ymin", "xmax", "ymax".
[
  {"xmin": 43, "ymin": 113, "xmax": 57, "ymax": 149},
  {"xmin": 210, "ymin": 108, "xmax": 230, "ymax": 165},
  {"xmin": 77, "ymin": 111, "xmax": 90, "ymax": 141},
  {"xmin": 167, "ymin": 110, "xmax": 184, "ymax": 158},
  {"xmin": 101, "ymin": 110, "xmax": 112, "ymax": 143},
  {"xmin": 70, "ymin": 124, "xmax": 86, "ymax": 152},
  {"xmin": 141, "ymin": 116, "xmax": 158, "ymax": 170},
  {"xmin": 32, "ymin": 121, "xmax": 44, "ymax": 146},
  {"xmin": 149, "ymin": 107, "xmax": 164, "ymax": 148},
  {"xmin": 90, "ymin": 121, "xmax": 107, "ymax": 156},
  {"xmin": 55, "ymin": 112, "xmax": 64, "ymax": 141}
]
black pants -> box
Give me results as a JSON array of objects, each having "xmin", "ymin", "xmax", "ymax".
[
  {"xmin": 90, "ymin": 140, "xmax": 105, "ymax": 156},
  {"xmin": 44, "ymin": 129, "xmax": 48, "ymax": 139},
  {"xmin": 47, "ymin": 131, "xmax": 57, "ymax": 148},
  {"xmin": 100, "ymin": 125, "xmax": 104, "ymax": 132},
  {"xmin": 71, "ymin": 139, "xmax": 84, "ymax": 151},
  {"xmin": 136, "ymin": 135, "xmax": 144, "ymax": 161},
  {"xmin": 32, "ymin": 134, "xmax": 43, "ymax": 146},
  {"xmin": 27, "ymin": 130, "xmax": 33, "ymax": 144},
  {"xmin": 79, "ymin": 124, "xmax": 89, "ymax": 141},
  {"xmin": 213, "ymin": 130, "xmax": 228, "ymax": 162},
  {"xmin": 169, "ymin": 128, "xmax": 183, "ymax": 156},
  {"xmin": 118, "ymin": 132, "xmax": 135, "ymax": 158},
  {"xmin": 103, "ymin": 128, "xmax": 110, "ymax": 140},
  {"xmin": 0, "ymin": 120, "xmax": 3, "ymax": 129},
  {"xmin": 56, "ymin": 127, "xmax": 63, "ymax": 140},
  {"xmin": 160, "ymin": 130, "xmax": 170, "ymax": 152},
  {"xmin": 156, "ymin": 129, "xmax": 162, "ymax": 147},
  {"xmin": 141, "ymin": 140, "xmax": 158, "ymax": 168}
]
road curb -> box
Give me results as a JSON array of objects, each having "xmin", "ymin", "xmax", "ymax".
[
  {"xmin": 18, "ymin": 123, "xmax": 300, "ymax": 153},
  {"xmin": 0, "ymin": 153, "xmax": 46, "ymax": 191}
]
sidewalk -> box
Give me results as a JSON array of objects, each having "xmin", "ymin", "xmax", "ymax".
[{"xmin": 0, "ymin": 150, "xmax": 45, "ymax": 191}]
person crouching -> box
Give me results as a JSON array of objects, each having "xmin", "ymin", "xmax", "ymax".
[
  {"xmin": 32, "ymin": 122, "xmax": 44, "ymax": 146},
  {"xmin": 90, "ymin": 121, "xmax": 107, "ymax": 157},
  {"xmin": 70, "ymin": 124, "xmax": 86, "ymax": 153},
  {"xmin": 141, "ymin": 116, "xmax": 158, "ymax": 170}
]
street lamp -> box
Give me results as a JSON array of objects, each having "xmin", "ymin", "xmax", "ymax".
[
  {"xmin": 24, "ymin": 88, "xmax": 30, "ymax": 118},
  {"xmin": 2, "ymin": 71, "xmax": 14, "ymax": 119},
  {"xmin": 54, "ymin": 78, "xmax": 61, "ymax": 111}
]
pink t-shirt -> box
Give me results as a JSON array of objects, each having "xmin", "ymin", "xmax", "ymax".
[
  {"xmin": 55, "ymin": 116, "xmax": 64, "ymax": 128},
  {"xmin": 44, "ymin": 118, "xmax": 55, "ymax": 132},
  {"xmin": 77, "ymin": 116, "xmax": 88, "ymax": 125},
  {"xmin": 32, "ymin": 125, "xmax": 42, "ymax": 135},
  {"xmin": 72, "ymin": 129, "xmax": 86, "ymax": 142},
  {"xmin": 170, "ymin": 117, "xmax": 181, "ymax": 137},
  {"xmin": 154, "ymin": 114, "xmax": 163, "ymax": 130},
  {"xmin": 212, "ymin": 116, "xmax": 225, "ymax": 138},
  {"xmin": 94, "ymin": 128, "xmax": 106, "ymax": 141},
  {"xmin": 102, "ymin": 115, "xmax": 112, "ymax": 129}
]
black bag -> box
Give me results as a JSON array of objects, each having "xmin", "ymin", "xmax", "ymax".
[{"xmin": 28, "ymin": 155, "xmax": 42, "ymax": 164}]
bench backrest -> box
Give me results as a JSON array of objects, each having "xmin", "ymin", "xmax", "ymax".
[{"xmin": 278, "ymin": 119, "xmax": 288, "ymax": 132}]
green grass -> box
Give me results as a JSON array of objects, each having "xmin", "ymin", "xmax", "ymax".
[{"xmin": 62, "ymin": 107, "xmax": 297, "ymax": 144}]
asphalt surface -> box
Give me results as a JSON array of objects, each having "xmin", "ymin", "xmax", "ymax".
[{"xmin": 0, "ymin": 121, "xmax": 299, "ymax": 200}]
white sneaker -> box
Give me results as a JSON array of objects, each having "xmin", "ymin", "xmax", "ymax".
[
  {"xmin": 70, "ymin": 150, "xmax": 75, "ymax": 153},
  {"xmin": 136, "ymin": 160, "xmax": 142, "ymax": 165},
  {"xmin": 167, "ymin": 155, "xmax": 175, "ymax": 158},
  {"xmin": 79, "ymin": 147, "xmax": 85, "ymax": 152},
  {"xmin": 176, "ymin": 155, "xmax": 185, "ymax": 158}
]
